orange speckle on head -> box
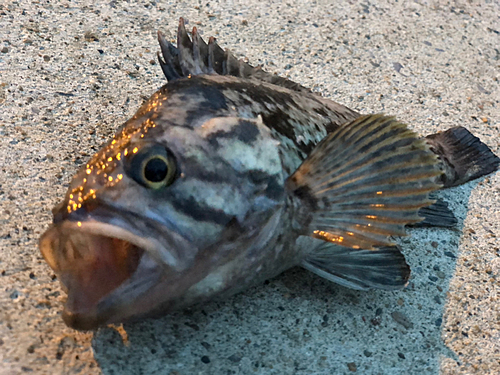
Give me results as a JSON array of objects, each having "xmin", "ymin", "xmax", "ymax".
[
  {"xmin": 69, "ymin": 194, "xmax": 73, "ymax": 199},
  {"xmin": 108, "ymin": 176, "xmax": 113, "ymax": 182},
  {"xmin": 77, "ymin": 221, "xmax": 82, "ymax": 227},
  {"xmin": 376, "ymin": 191, "xmax": 383, "ymax": 195},
  {"xmin": 107, "ymin": 157, "xmax": 113, "ymax": 162},
  {"xmin": 86, "ymin": 169, "xmax": 91, "ymax": 175},
  {"xmin": 366, "ymin": 215, "xmax": 377, "ymax": 219},
  {"xmin": 117, "ymin": 174, "xmax": 123, "ymax": 180},
  {"xmin": 116, "ymin": 153, "xmax": 121, "ymax": 161},
  {"xmin": 124, "ymin": 149, "xmax": 128, "ymax": 156},
  {"xmin": 133, "ymin": 147, "xmax": 138, "ymax": 154}
]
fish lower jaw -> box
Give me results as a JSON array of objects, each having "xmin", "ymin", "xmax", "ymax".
[{"xmin": 39, "ymin": 221, "xmax": 164, "ymax": 330}]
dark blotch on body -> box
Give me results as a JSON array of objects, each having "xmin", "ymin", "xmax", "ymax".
[
  {"xmin": 206, "ymin": 119, "xmax": 260, "ymax": 145},
  {"xmin": 169, "ymin": 195, "xmax": 234, "ymax": 226},
  {"xmin": 291, "ymin": 185, "xmax": 318, "ymax": 211}
]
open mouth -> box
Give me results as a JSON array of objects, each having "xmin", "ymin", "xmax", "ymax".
[{"xmin": 39, "ymin": 221, "xmax": 153, "ymax": 329}]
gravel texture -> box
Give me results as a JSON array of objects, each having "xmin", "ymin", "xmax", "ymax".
[{"xmin": 1, "ymin": 1, "xmax": 499, "ymax": 374}]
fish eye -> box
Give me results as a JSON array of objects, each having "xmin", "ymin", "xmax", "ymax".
[{"xmin": 125, "ymin": 144, "xmax": 177, "ymax": 189}]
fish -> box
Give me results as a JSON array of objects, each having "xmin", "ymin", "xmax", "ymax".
[{"xmin": 39, "ymin": 18, "xmax": 500, "ymax": 330}]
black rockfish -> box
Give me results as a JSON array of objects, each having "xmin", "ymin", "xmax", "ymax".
[{"xmin": 39, "ymin": 18, "xmax": 500, "ymax": 330}]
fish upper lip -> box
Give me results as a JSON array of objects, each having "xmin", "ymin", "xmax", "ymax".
[
  {"xmin": 50, "ymin": 201, "xmax": 196, "ymax": 269},
  {"xmin": 39, "ymin": 204, "xmax": 196, "ymax": 330}
]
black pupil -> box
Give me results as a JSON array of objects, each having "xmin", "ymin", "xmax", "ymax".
[{"xmin": 144, "ymin": 158, "xmax": 168, "ymax": 183}]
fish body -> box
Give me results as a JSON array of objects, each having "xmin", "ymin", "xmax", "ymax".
[{"xmin": 40, "ymin": 19, "xmax": 500, "ymax": 330}]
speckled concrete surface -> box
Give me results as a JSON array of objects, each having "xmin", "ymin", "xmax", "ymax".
[{"xmin": 1, "ymin": 1, "xmax": 499, "ymax": 374}]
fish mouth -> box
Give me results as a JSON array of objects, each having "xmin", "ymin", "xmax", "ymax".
[{"xmin": 39, "ymin": 220, "xmax": 168, "ymax": 330}]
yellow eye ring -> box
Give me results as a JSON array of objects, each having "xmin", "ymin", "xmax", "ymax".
[
  {"xmin": 124, "ymin": 143, "xmax": 178, "ymax": 189},
  {"xmin": 140, "ymin": 154, "xmax": 175, "ymax": 189}
]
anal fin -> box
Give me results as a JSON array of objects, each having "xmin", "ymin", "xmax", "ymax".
[
  {"xmin": 302, "ymin": 243, "xmax": 410, "ymax": 290},
  {"xmin": 414, "ymin": 198, "xmax": 457, "ymax": 227}
]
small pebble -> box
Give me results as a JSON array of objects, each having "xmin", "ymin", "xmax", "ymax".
[
  {"xmin": 201, "ymin": 341, "xmax": 211, "ymax": 350},
  {"xmin": 347, "ymin": 362, "xmax": 357, "ymax": 372},
  {"xmin": 444, "ymin": 251, "xmax": 456, "ymax": 259},
  {"xmin": 1, "ymin": 47, "xmax": 8, "ymax": 53},
  {"xmin": 363, "ymin": 350, "xmax": 372, "ymax": 357},
  {"xmin": 391, "ymin": 311, "xmax": 414, "ymax": 329},
  {"xmin": 228, "ymin": 354, "xmax": 242, "ymax": 363},
  {"xmin": 398, "ymin": 352, "xmax": 406, "ymax": 359},
  {"xmin": 436, "ymin": 271, "xmax": 446, "ymax": 279},
  {"xmin": 201, "ymin": 355, "xmax": 210, "ymax": 364}
]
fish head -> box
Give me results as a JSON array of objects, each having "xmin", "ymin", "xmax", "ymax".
[{"xmin": 39, "ymin": 110, "xmax": 286, "ymax": 330}]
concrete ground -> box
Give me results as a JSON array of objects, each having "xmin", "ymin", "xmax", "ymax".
[{"xmin": 1, "ymin": 0, "xmax": 499, "ymax": 374}]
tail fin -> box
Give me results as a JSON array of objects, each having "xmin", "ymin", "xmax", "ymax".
[
  {"xmin": 302, "ymin": 244, "xmax": 410, "ymax": 290},
  {"xmin": 425, "ymin": 126, "xmax": 500, "ymax": 188},
  {"xmin": 157, "ymin": 18, "xmax": 311, "ymax": 93}
]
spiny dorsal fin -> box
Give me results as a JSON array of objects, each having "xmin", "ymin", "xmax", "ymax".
[
  {"xmin": 157, "ymin": 18, "xmax": 311, "ymax": 93},
  {"xmin": 286, "ymin": 114, "xmax": 443, "ymax": 250}
]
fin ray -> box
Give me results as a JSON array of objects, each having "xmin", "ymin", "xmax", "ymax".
[
  {"xmin": 157, "ymin": 18, "xmax": 312, "ymax": 92},
  {"xmin": 426, "ymin": 126, "xmax": 500, "ymax": 187},
  {"xmin": 413, "ymin": 197, "xmax": 457, "ymax": 227},
  {"xmin": 302, "ymin": 243, "xmax": 411, "ymax": 290},
  {"xmin": 287, "ymin": 114, "xmax": 442, "ymax": 249}
]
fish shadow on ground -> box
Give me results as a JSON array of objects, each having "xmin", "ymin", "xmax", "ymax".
[{"xmin": 92, "ymin": 183, "xmax": 477, "ymax": 375}]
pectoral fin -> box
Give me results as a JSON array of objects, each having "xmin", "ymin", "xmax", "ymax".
[{"xmin": 287, "ymin": 114, "xmax": 442, "ymax": 249}]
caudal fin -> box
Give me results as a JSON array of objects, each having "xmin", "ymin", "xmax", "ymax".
[
  {"xmin": 286, "ymin": 114, "xmax": 442, "ymax": 250},
  {"xmin": 302, "ymin": 243, "xmax": 410, "ymax": 290},
  {"xmin": 425, "ymin": 126, "xmax": 500, "ymax": 188}
]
